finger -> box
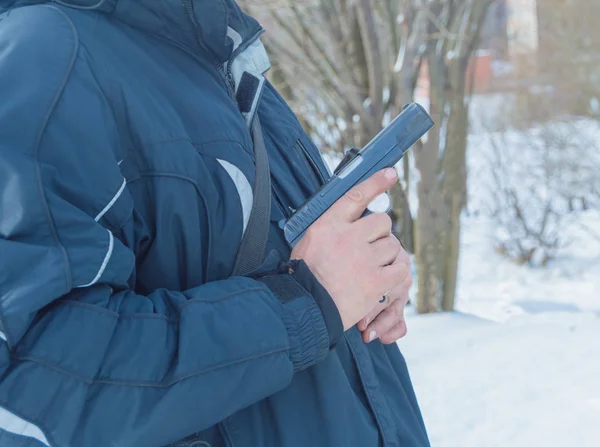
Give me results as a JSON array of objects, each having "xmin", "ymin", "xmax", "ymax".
[
  {"xmin": 357, "ymin": 300, "xmax": 387, "ymax": 331},
  {"xmin": 363, "ymin": 299, "xmax": 405, "ymax": 342},
  {"xmin": 370, "ymin": 235, "xmax": 401, "ymax": 268},
  {"xmin": 379, "ymin": 320, "xmax": 408, "ymax": 344},
  {"xmin": 377, "ymin": 260, "xmax": 411, "ymax": 295},
  {"xmin": 329, "ymin": 168, "xmax": 398, "ymax": 222},
  {"xmin": 354, "ymin": 212, "xmax": 393, "ymax": 243},
  {"xmin": 357, "ymin": 273, "xmax": 412, "ymax": 332}
]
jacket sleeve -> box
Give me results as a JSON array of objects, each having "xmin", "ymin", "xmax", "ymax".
[{"xmin": 0, "ymin": 6, "xmax": 341, "ymax": 447}]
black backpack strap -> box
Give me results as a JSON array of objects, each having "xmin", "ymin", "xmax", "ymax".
[{"xmin": 231, "ymin": 115, "xmax": 272, "ymax": 276}]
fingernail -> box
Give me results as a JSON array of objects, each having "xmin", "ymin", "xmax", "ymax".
[
  {"xmin": 368, "ymin": 330, "xmax": 377, "ymax": 342},
  {"xmin": 384, "ymin": 168, "xmax": 397, "ymax": 180}
]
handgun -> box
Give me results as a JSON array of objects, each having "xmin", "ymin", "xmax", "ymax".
[{"xmin": 282, "ymin": 103, "xmax": 434, "ymax": 247}]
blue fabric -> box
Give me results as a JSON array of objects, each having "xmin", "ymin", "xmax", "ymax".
[
  {"xmin": 0, "ymin": 1, "xmax": 430, "ymax": 446},
  {"xmin": 0, "ymin": 429, "xmax": 49, "ymax": 447}
]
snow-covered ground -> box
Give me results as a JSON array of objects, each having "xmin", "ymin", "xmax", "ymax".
[
  {"xmin": 399, "ymin": 102, "xmax": 600, "ymax": 446},
  {"xmin": 400, "ymin": 310, "xmax": 600, "ymax": 447},
  {"xmin": 400, "ymin": 210, "xmax": 600, "ymax": 446},
  {"xmin": 453, "ymin": 212, "xmax": 600, "ymax": 322}
]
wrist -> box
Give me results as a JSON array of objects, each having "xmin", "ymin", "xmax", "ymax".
[{"xmin": 278, "ymin": 259, "xmax": 344, "ymax": 347}]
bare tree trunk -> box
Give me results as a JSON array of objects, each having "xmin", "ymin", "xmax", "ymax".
[
  {"xmin": 414, "ymin": 0, "xmax": 492, "ymax": 313},
  {"xmin": 390, "ymin": 181, "xmax": 414, "ymax": 252},
  {"xmin": 441, "ymin": 195, "xmax": 462, "ymax": 310},
  {"xmin": 414, "ymin": 138, "xmax": 445, "ymax": 313},
  {"xmin": 415, "ymin": 75, "xmax": 445, "ymax": 313},
  {"xmin": 441, "ymin": 102, "xmax": 468, "ymax": 310},
  {"xmin": 414, "ymin": 0, "xmax": 445, "ymax": 314},
  {"xmin": 440, "ymin": 1, "xmax": 490, "ymax": 311},
  {"xmin": 389, "ymin": 5, "xmax": 424, "ymax": 255},
  {"xmin": 356, "ymin": 0, "xmax": 384, "ymax": 133}
]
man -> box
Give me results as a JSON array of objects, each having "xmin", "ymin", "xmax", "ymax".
[{"xmin": 0, "ymin": 1, "xmax": 430, "ymax": 446}]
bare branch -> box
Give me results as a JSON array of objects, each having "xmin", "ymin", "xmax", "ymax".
[{"xmin": 356, "ymin": 0, "xmax": 384, "ymax": 128}]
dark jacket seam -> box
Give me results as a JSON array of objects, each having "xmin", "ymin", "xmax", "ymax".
[
  {"xmin": 57, "ymin": 286, "xmax": 267, "ymax": 318},
  {"xmin": 33, "ymin": 5, "xmax": 81, "ymax": 294},
  {"xmin": 13, "ymin": 347, "xmax": 289, "ymax": 388},
  {"xmin": 345, "ymin": 335, "xmax": 392, "ymax": 446},
  {"xmin": 57, "ymin": 299, "xmax": 119, "ymax": 318},
  {"xmin": 108, "ymin": 209, "xmax": 133, "ymax": 234},
  {"xmin": 128, "ymin": 138, "xmax": 249, "ymax": 154},
  {"xmin": 53, "ymin": 0, "xmax": 113, "ymax": 12},
  {"xmin": 95, "ymin": 347, "xmax": 289, "ymax": 387},
  {"xmin": 178, "ymin": 286, "xmax": 267, "ymax": 310},
  {"xmin": 101, "ymin": 4, "xmax": 207, "ymax": 65},
  {"xmin": 125, "ymin": 173, "xmax": 205, "ymax": 214},
  {"xmin": 126, "ymin": 171, "xmax": 213, "ymax": 279},
  {"xmin": 193, "ymin": 139, "xmax": 253, "ymax": 160}
]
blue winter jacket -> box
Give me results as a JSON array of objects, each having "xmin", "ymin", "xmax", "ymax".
[{"xmin": 0, "ymin": 1, "xmax": 430, "ymax": 446}]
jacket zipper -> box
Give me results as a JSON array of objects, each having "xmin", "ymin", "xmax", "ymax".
[
  {"xmin": 297, "ymin": 139, "xmax": 327, "ymax": 187},
  {"xmin": 181, "ymin": 5, "xmax": 287, "ymax": 226},
  {"xmin": 225, "ymin": 27, "xmax": 265, "ymax": 90},
  {"xmin": 184, "ymin": 0, "xmax": 265, "ymax": 100},
  {"xmin": 182, "ymin": 0, "xmax": 236, "ymax": 99}
]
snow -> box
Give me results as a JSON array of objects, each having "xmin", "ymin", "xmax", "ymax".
[
  {"xmin": 400, "ymin": 311, "xmax": 600, "ymax": 447},
  {"xmin": 401, "ymin": 209, "xmax": 600, "ymax": 446},
  {"xmin": 398, "ymin": 99, "xmax": 600, "ymax": 446},
  {"xmin": 453, "ymin": 212, "xmax": 600, "ymax": 322},
  {"xmin": 591, "ymin": 97, "xmax": 600, "ymax": 114},
  {"xmin": 401, "ymin": 210, "xmax": 600, "ymax": 446}
]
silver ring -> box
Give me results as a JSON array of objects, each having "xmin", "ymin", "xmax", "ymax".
[{"xmin": 379, "ymin": 291, "xmax": 390, "ymax": 305}]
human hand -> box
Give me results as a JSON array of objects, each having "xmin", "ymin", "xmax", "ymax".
[{"xmin": 290, "ymin": 168, "xmax": 404, "ymax": 331}]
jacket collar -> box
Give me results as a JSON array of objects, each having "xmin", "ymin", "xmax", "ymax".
[{"xmin": 2, "ymin": 0, "xmax": 262, "ymax": 63}]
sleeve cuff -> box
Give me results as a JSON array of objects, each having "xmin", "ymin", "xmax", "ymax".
[
  {"xmin": 286, "ymin": 260, "xmax": 344, "ymax": 348},
  {"xmin": 255, "ymin": 260, "xmax": 344, "ymax": 349}
]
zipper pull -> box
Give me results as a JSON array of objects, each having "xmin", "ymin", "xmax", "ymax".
[{"xmin": 226, "ymin": 71, "xmax": 236, "ymax": 92}]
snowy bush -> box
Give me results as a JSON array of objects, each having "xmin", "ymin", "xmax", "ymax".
[{"xmin": 479, "ymin": 119, "xmax": 600, "ymax": 266}]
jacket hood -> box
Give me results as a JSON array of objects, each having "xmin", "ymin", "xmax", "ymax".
[{"xmin": 0, "ymin": 0, "xmax": 262, "ymax": 62}]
